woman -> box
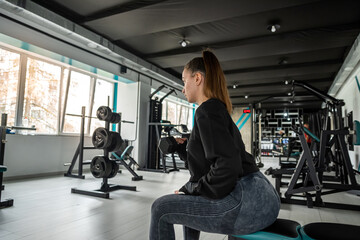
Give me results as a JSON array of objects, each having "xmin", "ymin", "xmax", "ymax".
[{"xmin": 150, "ymin": 50, "xmax": 280, "ymax": 240}]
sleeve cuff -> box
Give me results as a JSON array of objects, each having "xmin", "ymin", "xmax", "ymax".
[{"xmin": 179, "ymin": 181, "xmax": 200, "ymax": 195}]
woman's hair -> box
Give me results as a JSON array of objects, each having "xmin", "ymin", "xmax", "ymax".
[{"xmin": 184, "ymin": 50, "xmax": 232, "ymax": 114}]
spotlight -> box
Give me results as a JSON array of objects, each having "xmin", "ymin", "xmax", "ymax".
[
  {"xmin": 285, "ymin": 80, "xmax": 289, "ymax": 85},
  {"xmin": 278, "ymin": 58, "xmax": 288, "ymax": 65},
  {"xmin": 87, "ymin": 42, "xmax": 97, "ymax": 49},
  {"xmin": 245, "ymin": 95, "xmax": 249, "ymax": 99},
  {"xmin": 267, "ymin": 24, "xmax": 280, "ymax": 33},
  {"xmin": 233, "ymin": 84, "xmax": 237, "ymax": 89},
  {"xmin": 284, "ymin": 113, "xmax": 288, "ymax": 117},
  {"xmin": 288, "ymin": 92, "xmax": 292, "ymax": 96},
  {"xmin": 179, "ymin": 39, "xmax": 190, "ymax": 47}
]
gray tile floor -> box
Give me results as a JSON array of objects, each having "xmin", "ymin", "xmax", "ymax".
[{"xmin": 0, "ymin": 157, "xmax": 359, "ymax": 240}]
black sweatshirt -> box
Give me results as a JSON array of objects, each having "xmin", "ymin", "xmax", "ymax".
[{"xmin": 178, "ymin": 98, "xmax": 258, "ymax": 199}]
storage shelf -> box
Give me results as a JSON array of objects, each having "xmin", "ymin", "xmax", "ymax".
[{"xmin": 256, "ymin": 108, "xmax": 302, "ymax": 155}]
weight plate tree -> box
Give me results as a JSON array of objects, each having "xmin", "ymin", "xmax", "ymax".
[{"xmin": 71, "ymin": 106, "xmax": 136, "ymax": 199}]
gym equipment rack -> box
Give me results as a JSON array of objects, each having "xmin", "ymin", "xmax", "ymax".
[
  {"xmin": 69, "ymin": 107, "xmax": 138, "ymax": 199},
  {"xmin": 272, "ymin": 81, "xmax": 360, "ymax": 211},
  {"xmin": 64, "ymin": 106, "xmax": 142, "ymax": 182},
  {"xmin": 140, "ymin": 85, "xmax": 180, "ymax": 173},
  {"xmin": 0, "ymin": 114, "xmax": 13, "ymax": 208}
]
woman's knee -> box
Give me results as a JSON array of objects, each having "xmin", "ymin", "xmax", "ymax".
[{"xmin": 151, "ymin": 194, "xmax": 177, "ymax": 216}]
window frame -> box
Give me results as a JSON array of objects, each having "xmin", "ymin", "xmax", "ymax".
[{"xmin": 0, "ymin": 43, "xmax": 117, "ymax": 136}]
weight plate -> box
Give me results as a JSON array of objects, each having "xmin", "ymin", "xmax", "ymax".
[
  {"xmin": 107, "ymin": 131, "xmax": 124, "ymax": 152},
  {"xmin": 96, "ymin": 106, "xmax": 112, "ymax": 121},
  {"xmin": 107, "ymin": 161, "xmax": 119, "ymax": 178},
  {"xmin": 110, "ymin": 113, "xmax": 121, "ymax": 124},
  {"xmin": 92, "ymin": 127, "xmax": 111, "ymax": 149},
  {"xmin": 90, "ymin": 156, "xmax": 112, "ymax": 178}
]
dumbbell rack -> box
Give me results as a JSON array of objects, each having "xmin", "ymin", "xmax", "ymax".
[{"xmin": 71, "ymin": 114, "xmax": 136, "ymax": 199}]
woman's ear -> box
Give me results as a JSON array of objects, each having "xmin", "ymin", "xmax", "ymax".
[{"xmin": 195, "ymin": 72, "xmax": 204, "ymax": 86}]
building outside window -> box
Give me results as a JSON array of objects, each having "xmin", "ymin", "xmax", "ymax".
[
  {"xmin": 90, "ymin": 78, "xmax": 115, "ymax": 134},
  {"xmin": 23, "ymin": 57, "xmax": 61, "ymax": 134},
  {"xmin": 0, "ymin": 47, "xmax": 20, "ymax": 127},
  {"xmin": 63, "ymin": 70, "xmax": 92, "ymax": 134}
]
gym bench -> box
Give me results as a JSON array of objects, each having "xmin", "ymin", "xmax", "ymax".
[
  {"xmin": 229, "ymin": 219, "xmax": 301, "ymax": 240},
  {"xmin": 228, "ymin": 218, "xmax": 360, "ymax": 240}
]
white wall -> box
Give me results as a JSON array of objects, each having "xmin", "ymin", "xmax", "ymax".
[
  {"xmin": 117, "ymin": 81, "xmax": 139, "ymax": 141},
  {"xmin": 231, "ymin": 107, "xmax": 252, "ymax": 153},
  {"xmin": 116, "ymin": 77, "xmax": 151, "ymax": 168},
  {"xmin": 3, "ymin": 134, "xmax": 102, "ymax": 179},
  {"xmin": 335, "ymin": 71, "xmax": 360, "ymax": 171}
]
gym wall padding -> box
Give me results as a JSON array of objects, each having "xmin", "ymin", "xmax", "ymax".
[{"xmin": 232, "ymin": 107, "xmax": 252, "ymax": 153}]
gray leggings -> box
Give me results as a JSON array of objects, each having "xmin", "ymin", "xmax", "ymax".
[{"xmin": 150, "ymin": 171, "xmax": 280, "ymax": 240}]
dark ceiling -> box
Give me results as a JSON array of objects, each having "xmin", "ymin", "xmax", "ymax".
[{"xmin": 32, "ymin": 0, "xmax": 360, "ymax": 109}]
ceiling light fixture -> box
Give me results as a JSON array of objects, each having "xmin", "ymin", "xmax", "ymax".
[
  {"xmin": 245, "ymin": 95, "xmax": 249, "ymax": 99},
  {"xmin": 87, "ymin": 42, "xmax": 97, "ymax": 49},
  {"xmin": 179, "ymin": 39, "xmax": 190, "ymax": 47},
  {"xmin": 288, "ymin": 92, "xmax": 292, "ymax": 96},
  {"xmin": 267, "ymin": 24, "xmax": 280, "ymax": 33},
  {"xmin": 233, "ymin": 84, "xmax": 237, "ymax": 89},
  {"xmin": 278, "ymin": 58, "xmax": 288, "ymax": 65}
]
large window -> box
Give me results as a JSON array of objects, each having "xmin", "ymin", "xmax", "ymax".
[
  {"xmin": 0, "ymin": 48, "xmax": 20, "ymax": 127},
  {"xmin": 23, "ymin": 57, "xmax": 61, "ymax": 134},
  {"xmin": 187, "ymin": 106, "xmax": 194, "ymax": 129},
  {"xmin": 178, "ymin": 105, "xmax": 188, "ymax": 125},
  {"xmin": 90, "ymin": 78, "xmax": 114, "ymax": 133},
  {"xmin": 152, "ymin": 89, "xmax": 195, "ymax": 130},
  {"xmin": 63, "ymin": 71, "xmax": 92, "ymax": 134},
  {"xmin": 162, "ymin": 100, "xmax": 167, "ymax": 120},
  {"xmin": 167, "ymin": 101, "xmax": 177, "ymax": 124},
  {"xmin": 0, "ymin": 43, "xmax": 119, "ymax": 136}
]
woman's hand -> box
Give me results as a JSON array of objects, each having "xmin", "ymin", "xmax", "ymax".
[{"xmin": 175, "ymin": 137, "xmax": 187, "ymax": 144}]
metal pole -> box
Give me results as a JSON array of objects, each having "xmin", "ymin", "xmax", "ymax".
[
  {"xmin": 79, "ymin": 107, "xmax": 85, "ymax": 176},
  {"xmin": 0, "ymin": 114, "xmax": 7, "ymax": 202}
]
